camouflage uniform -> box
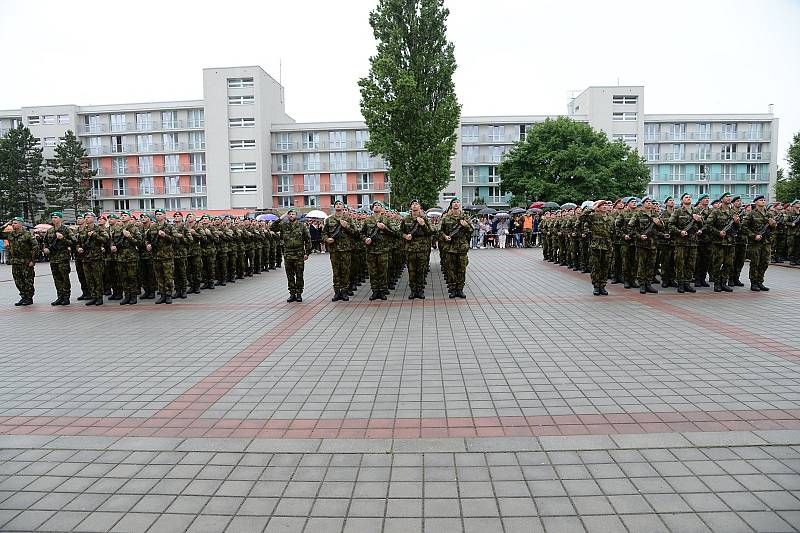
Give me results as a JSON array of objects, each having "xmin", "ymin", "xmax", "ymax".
[
  {"xmin": 186, "ymin": 221, "xmax": 203, "ymax": 293},
  {"xmin": 77, "ymin": 223, "xmax": 109, "ymax": 303},
  {"xmin": 628, "ymin": 208, "xmax": 662, "ymax": 293},
  {"xmin": 741, "ymin": 205, "xmax": 774, "ymax": 289},
  {"xmin": 706, "ymin": 202, "xmax": 739, "ymax": 290},
  {"xmin": 42, "ymin": 223, "xmax": 75, "ymax": 302},
  {"xmin": 400, "ymin": 213, "xmax": 433, "ymax": 298},
  {"xmin": 657, "ymin": 208, "xmax": 675, "ymax": 287},
  {"xmin": 138, "ymin": 219, "xmax": 156, "ymax": 298},
  {"xmin": 669, "ymin": 205, "xmax": 702, "ymax": 291},
  {"xmin": 786, "ymin": 202, "xmax": 800, "ymax": 265},
  {"xmin": 199, "ymin": 219, "xmax": 219, "ymax": 288},
  {"xmin": 171, "ymin": 220, "xmax": 191, "ymax": 296},
  {"xmin": 6, "ymin": 225, "xmax": 39, "ymax": 304},
  {"xmin": 581, "ymin": 207, "xmax": 613, "ymax": 294},
  {"xmin": 439, "ymin": 212, "xmax": 473, "ymax": 298},
  {"xmin": 145, "ymin": 220, "xmax": 178, "ymax": 301},
  {"xmin": 694, "ymin": 205, "xmax": 712, "ymax": 286},
  {"xmin": 615, "ymin": 208, "xmax": 638, "ymax": 287},
  {"xmin": 323, "ymin": 212, "xmax": 358, "ymax": 300},
  {"xmin": 109, "ymin": 221, "xmax": 142, "ymax": 302},
  {"xmin": 272, "ymin": 217, "xmax": 312, "ymax": 299}
]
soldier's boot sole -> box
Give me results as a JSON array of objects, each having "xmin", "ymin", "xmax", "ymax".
[
  {"xmin": 155, "ymin": 294, "xmax": 166, "ymax": 304},
  {"xmin": 713, "ymin": 283, "xmax": 722, "ymax": 292},
  {"xmin": 61, "ymin": 298, "xmax": 70, "ymax": 305},
  {"xmin": 645, "ymin": 285, "xmax": 659, "ymax": 294},
  {"xmin": 340, "ymin": 293, "xmax": 349, "ymax": 301},
  {"xmin": 639, "ymin": 287, "xmax": 647, "ymax": 294},
  {"xmin": 295, "ymin": 296, "xmax": 303, "ymax": 302},
  {"xmin": 599, "ymin": 288, "xmax": 609, "ymax": 296},
  {"xmin": 593, "ymin": 288, "xmax": 601, "ymax": 296},
  {"xmin": 332, "ymin": 292, "xmax": 341, "ymax": 302},
  {"xmin": 84, "ymin": 299, "xmax": 96, "ymax": 306},
  {"xmin": 51, "ymin": 298, "xmax": 63, "ymax": 306},
  {"xmin": 750, "ymin": 284, "xmax": 761, "ymax": 291},
  {"xmin": 119, "ymin": 296, "xmax": 130, "ymax": 305},
  {"xmin": 720, "ymin": 284, "xmax": 733, "ymax": 293}
]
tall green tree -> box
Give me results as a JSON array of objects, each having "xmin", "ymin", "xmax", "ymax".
[
  {"xmin": 497, "ymin": 117, "xmax": 650, "ymax": 204},
  {"xmin": 358, "ymin": 0, "xmax": 461, "ymax": 209},
  {"xmin": 0, "ymin": 125, "xmax": 44, "ymax": 223},
  {"xmin": 775, "ymin": 132, "xmax": 800, "ymax": 202},
  {"xmin": 45, "ymin": 130, "xmax": 94, "ymax": 217}
]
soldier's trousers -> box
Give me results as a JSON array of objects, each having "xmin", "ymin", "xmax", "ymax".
[
  {"xmin": 284, "ymin": 255, "xmax": 305, "ymax": 295},
  {"xmin": 407, "ymin": 251, "xmax": 429, "ymax": 292},
  {"xmin": 621, "ymin": 241, "xmax": 636, "ymax": 282},
  {"xmin": 85, "ymin": 260, "xmax": 104, "ymax": 300},
  {"xmin": 245, "ymin": 249, "xmax": 254, "ymax": 274},
  {"xmin": 202, "ymin": 252, "xmax": 216, "ymax": 284},
  {"xmin": 580, "ymin": 239, "xmax": 590, "ymax": 270},
  {"xmin": 695, "ymin": 243, "xmax": 711, "ymax": 282},
  {"xmin": 174, "ymin": 256, "xmax": 187, "ymax": 291},
  {"xmin": 590, "ymin": 248, "xmax": 610, "ymax": 289},
  {"xmin": 443, "ymin": 251, "xmax": 468, "ymax": 291},
  {"xmin": 329, "ymin": 250, "xmax": 351, "ymax": 292},
  {"xmin": 636, "ymin": 246, "xmax": 657, "ymax": 286},
  {"xmin": 674, "ymin": 246, "xmax": 697, "ymax": 285},
  {"xmin": 105, "ymin": 260, "xmax": 119, "ymax": 294},
  {"xmin": 611, "ymin": 242, "xmax": 622, "ymax": 280},
  {"xmin": 253, "ymin": 248, "xmax": 261, "ymax": 272},
  {"xmin": 237, "ymin": 250, "xmax": 245, "ymax": 277},
  {"xmin": 12, "ymin": 264, "xmax": 35, "ymax": 299},
  {"xmin": 227, "ymin": 252, "xmax": 236, "ymax": 280},
  {"xmin": 50, "ymin": 261, "xmax": 71, "ymax": 298},
  {"xmin": 732, "ymin": 242, "xmax": 746, "ymax": 281},
  {"xmin": 153, "ymin": 258, "xmax": 175, "ymax": 294},
  {"xmin": 788, "ymin": 234, "xmax": 799, "ymax": 262},
  {"xmin": 658, "ymin": 243, "xmax": 675, "ymax": 283},
  {"xmin": 366, "ymin": 252, "xmax": 389, "ymax": 293},
  {"xmin": 711, "ymin": 244, "xmax": 734, "ymax": 283},
  {"xmin": 187, "ymin": 255, "xmax": 202, "ymax": 288},
  {"xmin": 748, "ymin": 242, "xmax": 770, "ymax": 283},
  {"xmin": 75, "ymin": 257, "xmax": 88, "ymax": 296},
  {"xmin": 139, "ymin": 258, "xmax": 154, "ymax": 294},
  {"xmin": 773, "ymin": 232, "xmax": 787, "ymax": 259},
  {"xmin": 216, "ymin": 250, "xmax": 227, "ymax": 282},
  {"xmin": 118, "ymin": 260, "xmax": 139, "ymax": 296}
]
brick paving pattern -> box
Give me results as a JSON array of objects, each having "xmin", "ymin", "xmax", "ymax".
[{"xmin": 1, "ymin": 248, "xmax": 799, "ymax": 532}]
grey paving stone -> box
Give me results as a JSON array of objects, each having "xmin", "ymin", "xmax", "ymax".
[
  {"xmin": 304, "ymin": 517, "xmax": 345, "ymax": 533},
  {"xmin": 540, "ymin": 515, "xmax": 586, "ymax": 533},
  {"xmin": 659, "ymin": 513, "xmax": 712, "ymax": 533},
  {"xmin": 611, "ymin": 432, "xmax": 692, "ymax": 449},
  {"xmin": 342, "ymin": 517, "xmax": 383, "ymax": 533},
  {"xmin": 619, "ymin": 514, "xmax": 669, "ymax": 533},
  {"xmin": 187, "ymin": 514, "xmax": 234, "ymax": 533},
  {"xmin": 583, "ymin": 514, "xmax": 627, "ymax": 533},
  {"xmin": 318, "ymin": 439, "xmax": 391, "ymax": 453},
  {"xmin": 738, "ymin": 510, "xmax": 795, "ymax": 532},
  {"xmin": 177, "ymin": 438, "xmax": 252, "ymax": 452},
  {"xmin": 465, "ymin": 437, "xmax": 540, "ymax": 452},
  {"xmin": 44, "ymin": 435, "xmax": 120, "ymax": 450},
  {"xmin": 109, "ymin": 512, "xmax": 159, "ymax": 533},
  {"xmin": 683, "ymin": 431, "xmax": 768, "ymax": 447},
  {"xmin": 538, "ymin": 435, "xmax": 616, "ymax": 451},
  {"xmin": 424, "ymin": 517, "xmax": 463, "ymax": 533},
  {"xmin": 384, "ymin": 517, "xmax": 422, "ymax": 533},
  {"xmin": 0, "ymin": 435, "xmax": 57, "ymax": 449},
  {"xmin": 697, "ymin": 512, "xmax": 754, "ymax": 533},
  {"xmin": 392, "ymin": 439, "xmax": 466, "ymax": 453}
]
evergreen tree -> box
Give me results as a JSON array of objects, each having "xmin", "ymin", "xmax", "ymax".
[
  {"xmin": 46, "ymin": 130, "xmax": 94, "ymax": 217},
  {"xmin": 775, "ymin": 132, "xmax": 800, "ymax": 202},
  {"xmin": 0, "ymin": 125, "xmax": 44, "ymax": 223},
  {"xmin": 359, "ymin": 0, "xmax": 461, "ymax": 209}
]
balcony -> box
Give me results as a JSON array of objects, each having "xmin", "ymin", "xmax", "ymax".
[
  {"xmin": 90, "ymin": 185, "xmax": 201, "ymax": 199},
  {"xmin": 84, "ymin": 142, "xmax": 205, "ymax": 156},
  {"xmin": 275, "ymin": 185, "xmax": 294, "ymax": 195},
  {"xmin": 78, "ymin": 119, "xmax": 201, "ymax": 135},
  {"xmin": 91, "ymin": 164, "xmax": 206, "ymax": 177},
  {"xmin": 461, "ymin": 133, "xmax": 520, "ymax": 144},
  {"xmin": 272, "ymin": 160, "xmax": 387, "ymax": 173},
  {"xmin": 271, "ymin": 140, "xmax": 368, "ymax": 152},
  {"xmin": 649, "ymin": 172, "xmax": 770, "ymax": 184},
  {"xmin": 272, "ymin": 182, "xmax": 388, "ymax": 195},
  {"xmin": 642, "ymin": 131, "xmax": 771, "ymax": 142},
  {"xmin": 645, "ymin": 152, "xmax": 770, "ymax": 163}
]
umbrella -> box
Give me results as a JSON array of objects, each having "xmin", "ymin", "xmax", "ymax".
[
  {"xmin": 34, "ymin": 223, "xmax": 52, "ymax": 232},
  {"xmin": 256, "ymin": 213, "xmax": 279, "ymax": 221},
  {"xmin": 530, "ymin": 201, "xmax": 545, "ymax": 209},
  {"xmin": 426, "ymin": 209, "xmax": 443, "ymax": 218},
  {"xmin": 462, "ymin": 205, "xmax": 481, "ymax": 212},
  {"xmin": 542, "ymin": 202, "xmax": 560, "ymax": 210},
  {"xmin": 561, "ymin": 202, "xmax": 577, "ymax": 210},
  {"xmin": 527, "ymin": 208, "xmax": 543, "ymax": 214},
  {"xmin": 494, "ymin": 212, "xmax": 510, "ymax": 218},
  {"xmin": 509, "ymin": 207, "xmax": 526, "ymax": 215},
  {"xmin": 478, "ymin": 207, "xmax": 497, "ymax": 215},
  {"xmin": 305, "ymin": 210, "xmax": 328, "ymax": 219}
]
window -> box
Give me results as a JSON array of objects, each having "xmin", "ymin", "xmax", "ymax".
[
  {"xmin": 356, "ymin": 130, "xmax": 369, "ymax": 149},
  {"xmin": 329, "ymin": 131, "xmax": 347, "ymax": 149},
  {"xmin": 698, "ymin": 164, "xmax": 709, "ymax": 181},
  {"xmin": 277, "ymin": 154, "xmax": 292, "ymax": 172},
  {"xmin": 747, "ymin": 164, "xmax": 760, "ymax": 180},
  {"xmin": 135, "ymin": 113, "xmax": 152, "ymax": 131},
  {"xmin": 356, "ymin": 151, "xmax": 371, "ymax": 170},
  {"xmin": 644, "ymin": 144, "xmax": 659, "ymax": 161},
  {"xmin": 228, "ymin": 95, "xmax": 255, "ymax": 105},
  {"xmin": 304, "ymin": 196, "xmax": 319, "ymax": 207},
  {"xmin": 644, "ymin": 123, "xmax": 660, "ymax": 141},
  {"xmin": 190, "ymin": 196, "xmax": 207, "ymax": 210},
  {"xmin": 748, "ymin": 122, "xmax": 763, "ymax": 140},
  {"xmin": 303, "ymin": 153, "xmax": 320, "ymax": 171},
  {"xmin": 330, "ymin": 173, "xmax": 346, "ymax": 193},
  {"xmin": 720, "ymin": 144, "xmax": 736, "ymax": 160},
  {"xmin": 164, "ymin": 154, "xmax": 180, "ymax": 173},
  {"xmin": 330, "ymin": 194, "xmax": 346, "ymax": 205},
  {"xmin": 360, "ymin": 194, "xmax": 371, "ymax": 209},
  {"xmin": 749, "ymin": 184, "xmax": 759, "ymax": 198},
  {"xmin": 696, "ymin": 122, "xmax": 711, "ymax": 140},
  {"xmin": 275, "ymin": 132, "xmax": 292, "ymax": 150},
  {"xmin": 189, "ymin": 131, "xmax": 205, "ymax": 150},
  {"xmin": 670, "ymin": 123, "xmax": 686, "ymax": 140},
  {"xmin": 138, "ymin": 198, "xmax": 155, "ymax": 211},
  {"xmin": 228, "ymin": 77, "xmax": 254, "ymax": 88},
  {"xmin": 698, "ymin": 183, "xmax": 708, "ymax": 195},
  {"xmin": 229, "ymin": 117, "xmax": 255, "ymax": 128},
  {"xmin": 721, "ymin": 164, "xmax": 735, "ymax": 181},
  {"xmin": 111, "ymin": 135, "xmax": 124, "ymax": 153},
  {"xmin": 230, "ymin": 162, "xmax": 257, "ymax": 172},
  {"xmin": 490, "ymin": 145, "xmax": 505, "ymax": 163},
  {"xmin": 165, "ymin": 197, "xmax": 181, "ymax": 210},
  {"xmin": 231, "ymin": 185, "xmax": 258, "ymax": 194},
  {"xmin": 612, "ymin": 112, "xmax": 637, "ymax": 121},
  {"xmin": 746, "ymin": 143, "xmax": 762, "ymax": 160},
  {"xmin": 303, "ymin": 174, "xmax": 320, "ymax": 192},
  {"xmin": 87, "ymin": 137, "xmax": 101, "ymax": 155},
  {"xmin": 137, "ymin": 134, "xmax": 154, "ymax": 153},
  {"xmin": 139, "ymin": 177, "xmax": 155, "ymax": 195},
  {"xmin": 302, "ymin": 132, "xmax": 320, "ymax": 149},
  {"xmin": 650, "ymin": 165, "xmax": 658, "ymax": 181},
  {"xmin": 112, "ymin": 157, "xmax": 128, "ymax": 175},
  {"xmin": 42, "ymin": 115, "xmax": 55, "ymax": 125},
  {"xmin": 188, "ymin": 109, "xmax": 204, "ymax": 128},
  {"xmin": 114, "ymin": 200, "xmax": 130, "ymax": 211},
  {"xmin": 89, "ymin": 158, "xmax": 101, "ymax": 173},
  {"xmin": 671, "ymin": 184, "xmax": 682, "ymax": 199},
  {"xmin": 277, "ymin": 175, "xmax": 293, "ymax": 193},
  {"xmin": 57, "ymin": 114, "xmax": 69, "ymax": 125},
  {"xmin": 84, "ymin": 115, "xmax": 101, "ymax": 133},
  {"xmin": 161, "ymin": 111, "xmax": 177, "ymax": 129},
  {"xmin": 489, "ymin": 125, "xmax": 505, "ymax": 142},
  {"xmin": 488, "ymin": 166, "xmax": 500, "ymax": 184},
  {"xmin": 163, "ymin": 132, "xmax": 179, "ymax": 151},
  {"xmin": 230, "ymin": 139, "xmax": 256, "ymax": 149},
  {"xmin": 164, "ymin": 176, "xmax": 180, "ymax": 195},
  {"xmin": 462, "ymin": 146, "xmax": 479, "ymax": 163},
  {"xmin": 519, "ymin": 124, "xmax": 529, "ymax": 141},
  {"xmin": 27, "ymin": 115, "xmax": 40, "ymax": 126},
  {"xmin": 113, "ymin": 178, "xmax": 127, "ymax": 196},
  {"xmin": 612, "ymin": 133, "xmax": 637, "ymax": 145},
  {"xmin": 613, "ymin": 95, "xmax": 638, "ymax": 104},
  {"xmin": 191, "ymin": 153, "xmax": 205, "ymax": 172},
  {"xmin": 191, "ymin": 175, "xmax": 206, "ymax": 193},
  {"xmin": 670, "ymin": 144, "xmax": 685, "ymax": 161},
  {"xmin": 463, "ymin": 166, "xmax": 478, "ymax": 184},
  {"xmin": 110, "ymin": 114, "xmax": 126, "ymax": 132},
  {"xmin": 357, "ymin": 173, "xmax": 373, "ymax": 190},
  {"xmin": 670, "ymin": 164, "xmax": 684, "ymax": 181},
  {"xmin": 461, "ymin": 125, "xmax": 479, "ymax": 142},
  {"xmin": 279, "ymin": 196, "xmax": 292, "ymax": 208},
  {"xmin": 721, "ymin": 123, "xmax": 737, "ymax": 140},
  {"xmin": 330, "ymin": 152, "xmax": 347, "ymax": 171},
  {"xmin": 487, "ymin": 186, "xmax": 502, "ymax": 201},
  {"xmin": 43, "ymin": 137, "xmax": 57, "ymax": 147},
  {"xmin": 697, "ymin": 143, "xmax": 711, "ymax": 161},
  {"xmin": 138, "ymin": 156, "xmax": 154, "ymax": 174}
]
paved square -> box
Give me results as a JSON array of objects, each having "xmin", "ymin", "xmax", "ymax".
[{"xmin": 1, "ymin": 249, "xmax": 799, "ymax": 532}]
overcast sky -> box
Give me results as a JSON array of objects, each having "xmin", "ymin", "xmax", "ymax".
[{"xmin": 1, "ymin": 0, "xmax": 798, "ymax": 163}]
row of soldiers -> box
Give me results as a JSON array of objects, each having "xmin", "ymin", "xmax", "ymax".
[
  {"xmin": 3, "ymin": 209, "xmax": 287, "ymax": 306},
  {"xmin": 541, "ymin": 193, "xmax": 796, "ymax": 295}
]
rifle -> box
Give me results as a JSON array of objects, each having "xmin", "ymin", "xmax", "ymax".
[
  {"xmin": 46, "ymin": 229, "xmax": 68, "ymax": 254},
  {"xmin": 720, "ymin": 216, "xmax": 738, "ymax": 237},
  {"xmin": 367, "ymin": 221, "xmax": 382, "ymax": 243},
  {"xmin": 448, "ymin": 223, "xmax": 463, "ymax": 239},
  {"xmin": 329, "ymin": 220, "xmax": 342, "ymax": 241},
  {"xmin": 641, "ymin": 218, "xmax": 658, "ymax": 238},
  {"xmin": 757, "ymin": 221, "xmax": 773, "ymax": 241}
]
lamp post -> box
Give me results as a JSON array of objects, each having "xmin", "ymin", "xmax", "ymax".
[{"xmin": 385, "ymin": 180, "xmax": 391, "ymax": 209}]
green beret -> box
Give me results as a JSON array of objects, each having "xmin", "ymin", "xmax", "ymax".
[
  {"xmin": 108, "ymin": 214, "xmax": 119, "ymax": 220},
  {"xmin": 663, "ymin": 196, "xmax": 673, "ymax": 203},
  {"xmin": 120, "ymin": 210, "xmax": 131, "ymax": 216},
  {"xmin": 681, "ymin": 193, "xmax": 691, "ymax": 200},
  {"xmin": 51, "ymin": 211, "xmax": 64, "ymax": 218},
  {"xmin": 694, "ymin": 194, "xmax": 709, "ymax": 206},
  {"xmin": 12, "ymin": 216, "xmax": 24, "ymax": 222},
  {"xmin": 731, "ymin": 195, "xmax": 741, "ymax": 203},
  {"xmin": 288, "ymin": 208, "xmax": 298, "ymax": 214},
  {"xmin": 154, "ymin": 208, "xmax": 165, "ymax": 215},
  {"xmin": 139, "ymin": 213, "xmax": 152, "ymax": 221},
  {"xmin": 83, "ymin": 212, "xmax": 95, "ymax": 218},
  {"xmin": 753, "ymin": 194, "xmax": 765, "ymax": 202},
  {"xmin": 716, "ymin": 192, "xmax": 731, "ymax": 203}
]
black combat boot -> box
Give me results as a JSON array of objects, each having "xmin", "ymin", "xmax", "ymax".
[
  {"xmin": 750, "ymin": 283, "xmax": 761, "ymax": 291},
  {"xmin": 758, "ymin": 283, "xmax": 770, "ymax": 291},
  {"xmin": 677, "ymin": 283, "xmax": 685, "ymax": 294},
  {"xmin": 332, "ymin": 291, "xmax": 341, "ymax": 302},
  {"xmin": 119, "ymin": 295, "xmax": 130, "ymax": 305},
  {"xmin": 378, "ymin": 291, "xmax": 387, "ymax": 300},
  {"xmin": 733, "ymin": 278, "xmax": 744, "ymax": 287},
  {"xmin": 155, "ymin": 293, "xmax": 166, "ymax": 304},
  {"xmin": 339, "ymin": 292, "xmax": 349, "ymax": 301},
  {"xmin": 661, "ymin": 280, "xmax": 669, "ymax": 288},
  {"xmin": 629, "ymin": 281, "xmax": 640, "ymax": 289},
  {"xmin": 172, "ymin": 289, "xmax": 181, "ymax": 298},
  {"xmin": 623, "ymin": 281, "xmax": 631, "ymax": 289},
  {"xmin": 94, "ymin": 297, "xmax": 103, "ymax": 306},
  {"xmin": 645, "ymin": 284, "xmax": 658, "ymax": 294},
  {"xmin": 109, "ymin": 291, "xmax": 122, "ymax": 301},
  {"xmin": 295, "ymin": 294, "xmax": 303, "ymax": 302},
  {"xmin": 51, "ymin": 296, "xmax": 64, "ymax": 306},
  {"xmin": 369, "ymin": 292, "xmax": 378, "ymax": 301},
  {"xmin": 457, "ymin": 289, "xmax": 466, "ymax": 299},
  {"xmin": 720, "ymin": 283, "xmax": 732, "ymax": 292},
  {"xmin": 287, "ymin": 294, "xmax": 297, "ymax": 302},
  {"xmin": 408, "ymin": 291, "xmax": 416, "ymax": 300},
  {"xmin": 599, "ymin": 287, "xmax": 608, "ymax": 296},
  {"xmin": 61, "ymin": 297, "xmax": 70, "ymax": 306},
  {"xmin": 593, "ymin": 287, "xmax": 601, "ymax": 296},
  {"xmin": 684, "ymin": 282, "xmax": 696, "ymax": 293},
  {"xmin": 128, "ymin": 295, "xmax": 138, "ymax": 305},
  {"xmin": 84, "ymin": 298, "xmax": 96, "ymax": 306},
  {"xmin": 77, "ymin": 293, "xmax": 87, "ymax": 301},
  {"xmin": 639, "ymin": 284, "xmax": 647, "ymax": 294},
  {"xmin": 611, "ymin": 277, "xmax": 621, "ymax": 285},
  {"xmin": 165, "ymin": 293, "xmax": 173, "ymax": 304},
  {"xmin": 713, "ymin": 282, "xmax": 722, "ymax": 292},
  {"xmin": 179, "ymin": 290, "xmax": 187, "ymax": 299},
  {"xmin": 417, "ymin": 291, "xmax": 426, "ymax": 299}
]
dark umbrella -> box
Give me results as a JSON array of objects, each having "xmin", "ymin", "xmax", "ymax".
[
  {"xmin": 509, "ymin": 207, "xmax": 526, "ymax": 215},
  {"xmin": 542, "ymin": 202, "xmax": 560, "ymax": 210},
  {"xmin": 561, "ymin": 202, "xmax": 577, "ymax": 210},
  {"xmin": 478, "ymin": 207, "xmax": 497, "ymax": 215},
  {"xmin": 529, "ymin": 201, "xmax": 545, "ymax": 209},
  {"xmin": 527, "ymin": 208, "xmax": 543, "ymax": 214},
  {"xmin": 462, "ymin": 205, "xmax": 479, "ymax": 212}
]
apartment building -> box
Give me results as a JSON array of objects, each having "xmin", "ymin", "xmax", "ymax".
[{"xmin": 0, "ymin": 70, "xmax": 779, "ymax": 215}]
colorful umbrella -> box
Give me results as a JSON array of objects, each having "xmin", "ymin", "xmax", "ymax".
[
  {"xmin": 529, "ymin": 201, "xmax": 545, "ymax": 209},
  {"xmin": 256, "ymin": 213, "xmax": 278, "ymax": 221}
]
